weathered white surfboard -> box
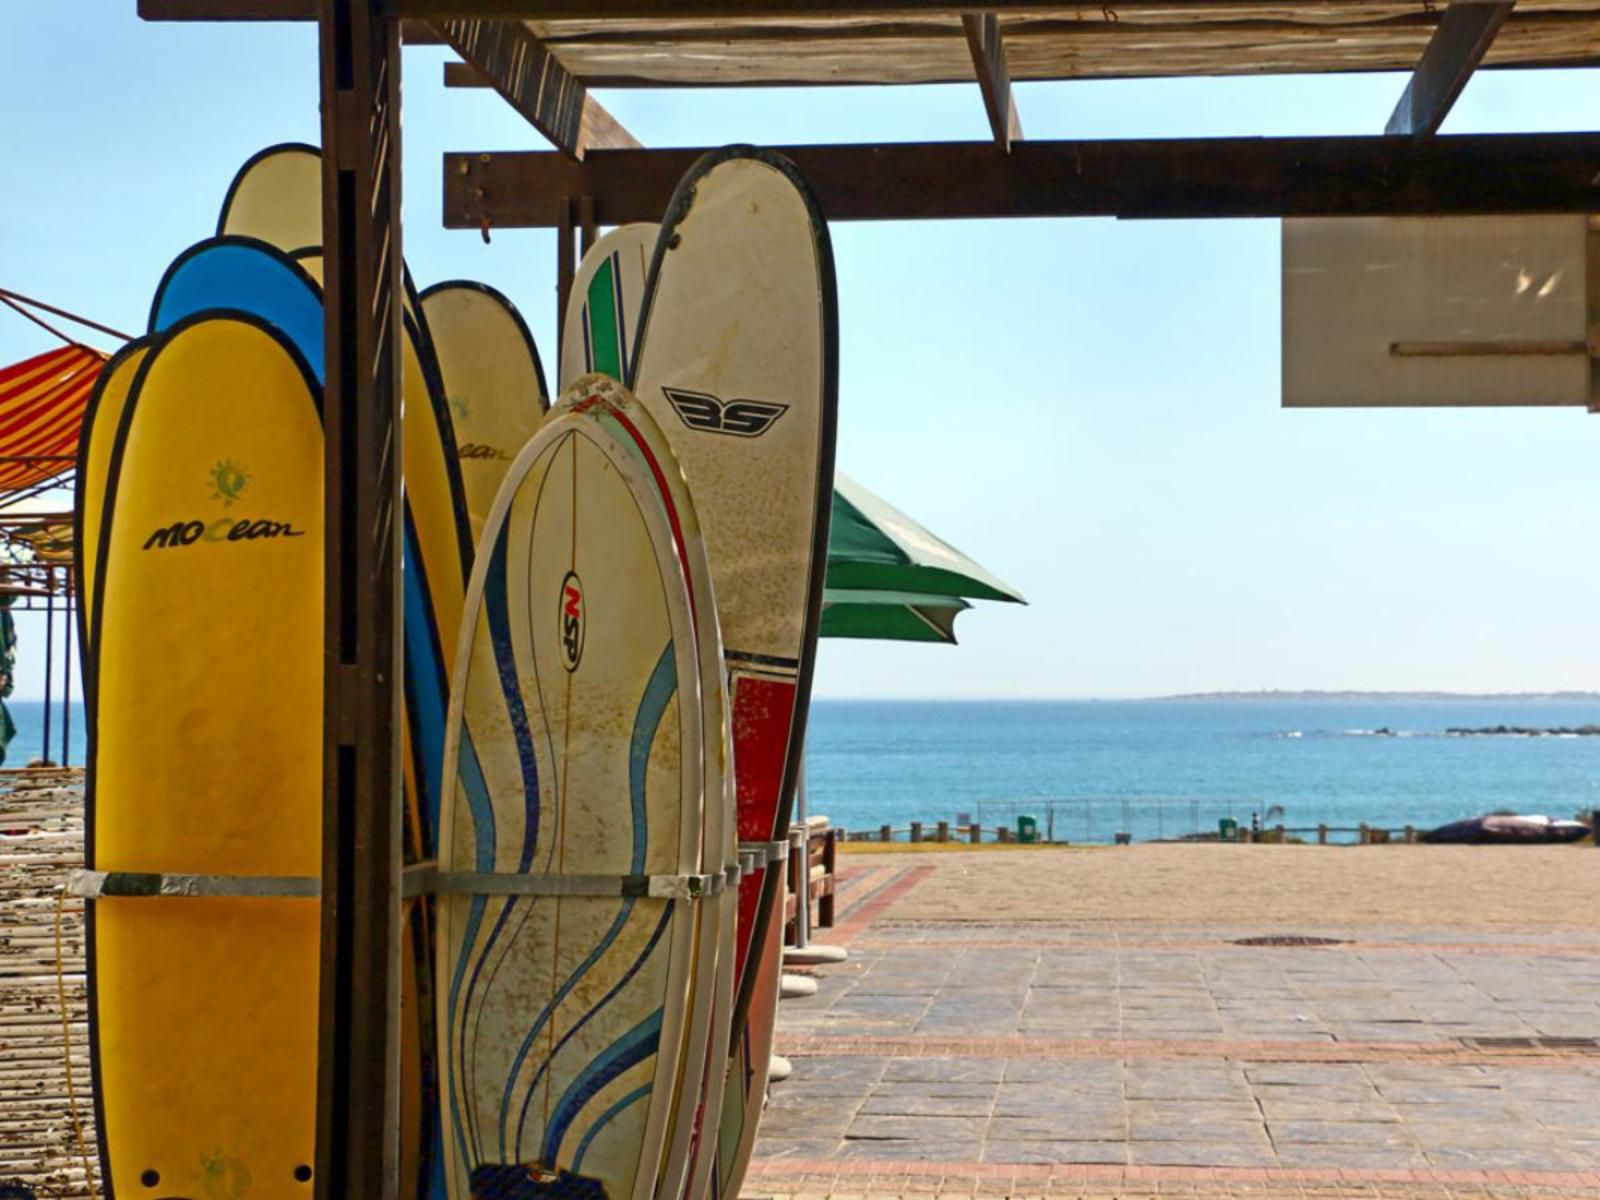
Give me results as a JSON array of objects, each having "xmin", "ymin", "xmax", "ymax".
[
  {"xmin": 436, "ymin": 406, "xmax": 710, "ymax": 1200},
  {"xmin": 554, "ymin": 376, "xmax": 736, "ymax": 1200},
  {"xmin": 560, "ymin": 224, "xmax": 656, "ymax": 394},
  {"xmin": 627, "ymin": 146, "xmax": 837, "ymax": 1200}
]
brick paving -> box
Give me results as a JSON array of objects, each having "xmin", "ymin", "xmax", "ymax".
[{"xmin": 747, "ymin": 854, "xmax": 1600, "ymax": 1199}]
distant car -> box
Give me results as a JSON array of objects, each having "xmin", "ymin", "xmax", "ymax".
[{"xmin": 1422, "ymin": 814, "xmax": 1589, "ymax": 845}]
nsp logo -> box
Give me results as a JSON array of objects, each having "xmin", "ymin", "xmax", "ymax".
[
  {"xmin": 661, "ymin": 386, "xmax": 788, "ymax": 438},
  {"xmin": 559, "ymin": 570, "xmax": 585, "ymax": 672},
  {"xmin": 209, "ymin": 458, "xmax": 250, "ymax": 506}
]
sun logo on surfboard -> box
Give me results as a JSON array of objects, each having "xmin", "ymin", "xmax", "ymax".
[{"xmin": 208, "ymin": 459, "xmax": 249, "ymax": 507}]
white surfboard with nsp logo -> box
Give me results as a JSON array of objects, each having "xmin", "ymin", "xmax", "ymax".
[{"xmin": 436, "ymin": 406, "xmax": 714, "ymax": 1200}]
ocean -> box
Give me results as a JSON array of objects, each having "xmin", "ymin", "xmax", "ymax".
[
  {"xmin": 803, "ymin": 699, "xmax": 1600, "ymax": 843},
  {"xmin": 10, "ymin": 697, "xmax": 1600, "ymax": 844}
]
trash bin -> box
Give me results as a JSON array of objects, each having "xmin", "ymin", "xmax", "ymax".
[
  {"xmin": 1016, "ymin": 815, "xmax": 1038, "ymax": 844},
  {"xmin": 1218, "ymin": 817, "xmax": 1238, "ymax": 842}
]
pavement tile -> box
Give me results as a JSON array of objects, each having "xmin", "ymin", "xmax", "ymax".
[
  {"xmin": 848, "ymin": 1115, "xmax": 989, "ymax": 1142},
  {"xmin": 860, "ymin": 1092, "xmax": 997, "ymax": 1118},
  {"xmin": 835, "ymin": 1138, "xmax": 984, "ymax": 1163},
  {"xmin": 1126, "ymin": 1141, "xmax": 1279, "ymax": 1167},
  {"xmin": 883, "ymin": 1059, "xmax": 1007, "ymax": 1084},
  {"xmin": 1267, "ymin": 1121, "xmax": 1419, "ymax": 1147},
  {"xmin": 987, "ymin": 1115, "xmax": 1128, "ymax": 1142},
  {"xmin": 981, "ymin": 1141, "xmax": 1128, "ymax": 1165}
]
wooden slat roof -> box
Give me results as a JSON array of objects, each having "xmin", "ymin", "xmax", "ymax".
[{"xmin": 522, "ymin": 2, "xmax": 1600, "ymax": 87}]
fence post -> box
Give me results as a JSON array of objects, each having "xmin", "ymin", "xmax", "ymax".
[
  {"xmin": 1275, "ymin": 823, "xmax": 1285, "ymax": 843},
  {"xmin": 936, "ymin": 820, "xmax": 949, "ymax": 844},
  {"xmin": 910, "ymin": 821, "xmax": 923, "ymax": 844},
  {"xmin": 998, "ymin": 826, "xmax": 1011, "ymax": 843},
  {"xmin": 1358, "ymin": 823, "xmax": 1370, "ymax": 845},
  {"xmin": 968, "ymin": 822, "xmax": 981, "ymax": 844},
  {"xmin": 1317, "ymin": 824, "xmax": 1327, "ymax": 845},
  {"xmin": 1404, "ymin": 825, "xmax": 1416, "ymax": 844},
  {"xmin": 879, "ymin": 823, "xmax": 891, "ymax": 843}
]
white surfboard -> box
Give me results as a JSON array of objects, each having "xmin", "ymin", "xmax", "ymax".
[
  {"xmin": 554, "ymin": 376, "xmax": 736, "ymax": 1200},
  {"xmin": 436, "ymin": 406, "xmax": 712, "ymax": 1200}
]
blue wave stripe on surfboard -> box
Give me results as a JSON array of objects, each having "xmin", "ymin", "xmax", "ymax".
[
  {"xmin": 447, "ymin": 719, "xmax": 499, "ymax": 1171},
  {"xmin": 511, "ymin": 901, "xmax": 674, "ymax": 1158},
  {"xmin": 571, "ymin": 1083, "xmax": 651, "ymax": 1173},
  {"xmin": 459, "ymin": 518, "xmax": 545, "ymax": 1163},
  {"xmin": 502, "ymin": 643, "xmax": 677, "ymax": 1158},
  {"xmin": 543, "ymin": 1008, "xmax": 665, "ymax": 1167},
  {"xmin": 403, "ymin": 506, "xmax": 451, "ymax": 854}
]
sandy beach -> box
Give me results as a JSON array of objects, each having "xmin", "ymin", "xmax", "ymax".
[{"xmin": 844, "ymin": 842, "xmax": 1598, "ymax": 929}]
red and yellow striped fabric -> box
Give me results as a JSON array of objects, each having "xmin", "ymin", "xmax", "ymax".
[{"xmin": 0, "ymin": 343, "xmax": 109, "ymax": 492}]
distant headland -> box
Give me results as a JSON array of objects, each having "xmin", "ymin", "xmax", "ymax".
[{"xmin": 1157, "ymin": 690, "xmax": 1600, "ymax": 702}]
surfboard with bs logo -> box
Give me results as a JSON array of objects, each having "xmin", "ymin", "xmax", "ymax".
[
  {"xmin": 626, "ymin": 146, "xmax": 837, "ymax": 1199},
  {"xmin": 83, "ymin": 311, "xmax": 324, "ymax": 1198},
  {"xmin": 435, "ymin": 404, "xmax": 714, "ymax": 1200}
]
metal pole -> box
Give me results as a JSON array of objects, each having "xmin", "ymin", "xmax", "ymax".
[
  {"xmin": 61, "ymin": 567, "xmax": 72, "ymax": 766},
  {"xmin": 314, "ymin": 3, "xmax": 405, "ymax": 1197},
  {"xmin": 42, "ymin": 568, "xmax": 53, "ymax": 764}
]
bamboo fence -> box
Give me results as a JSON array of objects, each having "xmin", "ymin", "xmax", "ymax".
[{"xmin": 0, "ymin": 767, "xmax": 99, "ymax": 1200}]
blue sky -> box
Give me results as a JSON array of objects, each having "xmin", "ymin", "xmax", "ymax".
[{"xmin": 3, "ymin": 3, "xmax": 1598, "ymax": 699}]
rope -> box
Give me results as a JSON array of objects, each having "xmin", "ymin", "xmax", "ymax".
[
  {"xmin": 0, "ymin": 293, "xmax": 80, "ymax": 349},
  {"xmin": 0, "ymin": 285, "xmax": 133, "ymax": 342},
  {"xmin": 54, "ymin": 886, "xmax": 98, "ymax": 1200}
]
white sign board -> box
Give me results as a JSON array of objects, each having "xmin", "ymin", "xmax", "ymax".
[{"xmin": 1283, "ymin": 215, "xmax": 1594, "ymax": 408}]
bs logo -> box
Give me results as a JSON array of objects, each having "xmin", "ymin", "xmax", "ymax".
[
  {"xmin": 662, "ymin": 387, "xmax": 787, "ymax": 438},
  {"xmin": 559, "ymin": 571, "xmax": 584, "ymax": 672}
]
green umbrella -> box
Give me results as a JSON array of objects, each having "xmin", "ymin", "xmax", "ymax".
[
  {"xmin": 821, "ymin": 475, "xmax": 1024, "ymax": 644},
  {"xmin": 827, "ymin": 473, "xmax": 1024, "ymax": 603},
  {"xmin": 820, "ymin": 588, "xmax": 970, "ymax": 643}
]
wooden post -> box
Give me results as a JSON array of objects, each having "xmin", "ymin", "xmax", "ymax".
[
  {"xmin": 819, "ymin": 828, "xmax": 836, "ymax": 927},
  {"xmin": 315, "ymin": 1, "xmax": 405, "ymax": 1196},
  {"xmin": 1404, "ymin": 825, "xmax": 1417, "ymax": 844},
  {"xmin": 936, "ymin": 820, "xmax": 949, "ymax": 843},
  {"xmin": 910, "ymin": 821, "xmax": 923, "ymax": 844},
  {"xmin": 1359, "ymin": 823, "xmax": 1371, "ymax": 845},
  {"xmin": 555, "ymin": 195, "xmax": 577, "ymax": 346},
  {"xmin": 1275, "ymin": 824, "xmax": 1286, "ymax": 843},
  {"xmin": 1317, "ymin": 824, "xmax": 1328, "ymax": 845},
  {"xmin": 968, "ymin": 822, "xmax": 981, "ymax": 844},
  {"xmin": 879, "ymin": 823, "xmax": 891, "ymax": 843},
  {"xmin": 578, "ymin": 193, "xmax": 598, "ymax": 254},
  {"xmin": 998, "ymin": 826, "xmax": 1011, "ymax": 844}
]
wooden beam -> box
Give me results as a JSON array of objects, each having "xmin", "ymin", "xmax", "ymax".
[
  {"xmin": 141, "ymin": 0, "xmax": 1521, "ymax": 17},
  {"xmin": 431, "ymin": 19, "xmax": 639, "ymax": 158},
  {"xmin": 962, "ymin": 12, "xmax": 1021, "ymax": 151},
  {"xmin": 1387, "ymin": 1, "xmax": 1515, "ymax": 138},
  {"xmin": 443, "ymin": 134, "xmax": 1600, "ymax": 228},
  {"xmin": 314, "ymin": 1, "xmax": 404, "ymax": 1198}
]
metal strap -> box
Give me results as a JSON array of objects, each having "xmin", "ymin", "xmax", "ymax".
[
  {"xmin": 725, "ymin": 862, "xmax": 743, "ymax": 885},
  {"xmin": 738, "ymin": 839, "xmax": 790, "ymax": 866},
  {"xmin": 66, "ymin": 869, "xmax": 320, "ymax": 900},
  {"xmin": 401, "ymin": 861, "xmax": 438, "ymax": 900},
  {"xmin": 426, "ymin": 871, "xmax": 724, "ymax": 900}
]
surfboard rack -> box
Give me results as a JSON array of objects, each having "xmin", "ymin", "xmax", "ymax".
[
  {"xmin": 739, "ymin": 839, "xmax": 790, "ymax": 867},
  {"xmin": 404, "ymin": 869, "xmax": 728, "ymax": 901},
  {"xmin": 66, "ymin": 869, "xmax": 320, "ymax": 899}
]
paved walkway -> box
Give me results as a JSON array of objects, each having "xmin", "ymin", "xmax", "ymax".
[{"xmin": 749, "ymin": 851, "xmax": 1600, "ymax": 1199}]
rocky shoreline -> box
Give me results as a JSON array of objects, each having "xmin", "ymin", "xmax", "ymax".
[{"xmin": 1445, "ymin": 724, "xmax": 1600, "ymax": 737}]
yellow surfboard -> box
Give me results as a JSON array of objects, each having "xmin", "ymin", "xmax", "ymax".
[
  {"xmin": 85, "ymin": 312, "xmax": 323, "ymax": 1199},
  {"xmin": 217, "ymin": 143, "xmax": 323, "ymax": 252},
  {"xmin": 74, "ymin": 340, "xmax": 150, "ymax": 680},
  {"xmin": 419, "ymin": 281, "xmax": 549, "ymax": 546}
]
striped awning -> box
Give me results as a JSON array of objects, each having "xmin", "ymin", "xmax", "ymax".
[{"xmin": 0, "ymin": 344, "xmax": 108, "ymax": 493}]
